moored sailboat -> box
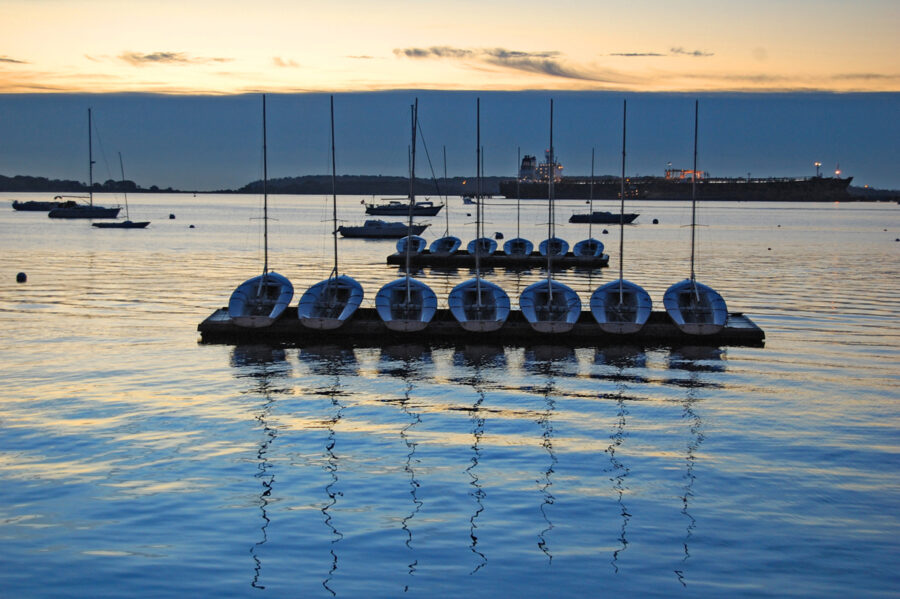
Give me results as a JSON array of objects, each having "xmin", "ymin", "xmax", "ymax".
[
  {"xmin": 449, "ymin": 98, "xmax": 511, "ymax": 332},
  {"xmin": 663, "ymin": 100, "xmax": 728, "ymax": 335},
  {"xmin": 228, "ymin": 95, "xmax": 294, "ymax": 328},
  {"xmin": 591, "ymin": 100, "xmax": 652, "ymax": 334},
  {"xmin": 298, "ymin": 96, "xmax": 364, "ymax": 330},
  {"xmin": 503, "ymin": 148, "xmax": 534, "ymax": 256},
  {"xmin": 48, "ymin": 108, "xmax": 120, "ymax": 219},
  {"xmin": 429, "ymin": 146, "xmax": 462, "ymax": 256},
  {"xmin": 375, "ymin": 99, "xmax": 438, "ymax": 332},
  {"xmin": 520, "ymin": 99, "xmax": 581, "ymax": 333},
  {"xmin": 92, "ymin": 153, "xmax": 149, "ymax": 229}
]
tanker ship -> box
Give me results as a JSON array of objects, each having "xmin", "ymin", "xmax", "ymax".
[{"xmin": 499, "ymin": 153, "xmax": 853, "ymax": 202}]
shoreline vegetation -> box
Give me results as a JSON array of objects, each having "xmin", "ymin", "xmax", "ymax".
[{"xmin": 1, "ymin": 173, "xmax": 898, "ymax": 201}]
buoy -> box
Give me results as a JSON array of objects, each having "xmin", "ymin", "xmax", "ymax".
[
  {"xmin": 768, "ymin": 247, "xmax": 772, "ymax": 250},
  {"xmin": 494, "ymin": 231, "xmax": 504, "ymax": 240},
  {"xmin": 652, "ymin": 218, "xmax": 659, "ymax": 224},
  {"xmin": 602, "ymin": 229, "xmax": 609, "ymax": 235},
  {"xmin": 169, "ymin": 213, "xmax": 176, "ymax": 219},
  {"xmin": 189, "ymin": 224, "xmax": 195, "ymax": 229},
  {"xmin": 16, "ymin": 272, "xmax": 26, "ymax": 283},
  {"xmin": 466, "ymin": 213, "xmax": 471, "ymax": 217}
]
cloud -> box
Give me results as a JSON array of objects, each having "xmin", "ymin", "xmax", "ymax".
[
  {"xmin": 610, "ymin": 52, "xmax": 666, "ymax": 57},
  {"xmin": 118, "ymin": 51, "xmax": 232, "ymax": 66},
  {"xmin": 273, "ymin": 57, "xmax": 299, "ymax": 68},
  {"xmin": 347, "ymin": 55, "xmax": 376, "ymax": 60},
  {"xmin": 670, "ymin": 47, "xmax": 714, "ymax": 57},
  {"xmin": 831, "ymin": 73, "xmax": 899, "ymax": 81},
  {"xmin": 0, "ymin": 55, "xmax": 27, "ymax": 64},
  {"xmin": 393, "ymin": 46, "xmax": 632, "ymax": 83}
]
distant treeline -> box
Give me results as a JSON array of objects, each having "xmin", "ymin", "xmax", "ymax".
[
  {"xmin": 234, "ymin": 175, "xmax": 503, "ymax": 196},
  {"xmin": 0, "ymin": 174, "xmax": 175, "ymax": 193}
]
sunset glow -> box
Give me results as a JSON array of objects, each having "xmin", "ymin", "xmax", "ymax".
[{"xmin": 2, "ymin": 0, "xmax": 898, "ymax": 94}]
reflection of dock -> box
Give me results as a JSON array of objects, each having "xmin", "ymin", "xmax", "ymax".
[
  {"xmin": 386, "ymin": 250, "xmax": 609, "ymax": 269},
  {"xmin": 199, "ymin": 307, "xmax": 764, "ymax": 346}
]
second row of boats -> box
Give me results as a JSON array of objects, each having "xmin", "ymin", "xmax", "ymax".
[{"xmin": 227, "ymin": 96, "xmax": 728, "ymax": 338}]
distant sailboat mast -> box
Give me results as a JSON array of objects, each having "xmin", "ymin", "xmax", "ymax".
[
  {"xmin": 475, "ymin": 98, "xmax": 483, "ymax": 305},
  {"xmin": 546, "ymin": 98, "xmax": 555, "ymax": 300},
  {"xmin": 118, "ymin": 152, "xmax": 129, "ymax": 221},
  {"xmin": 406, "ymin": 100, "xmax": 419, "ymax": 303},
  {"xmin": 588, "ymin": 147, "xmax": 595, "ymax": 242},
  {"xmin": 262, "ymin": 94, "xmax": 269, "ymax": 278},
  {"xmin": 88, "ymin": 108, "xmax": 94, "ymax": 208},
  {"xmin": 516, "ymin": 146, "xmax": 521, "ymax": 240}
]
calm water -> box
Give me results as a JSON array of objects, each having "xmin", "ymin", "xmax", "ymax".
[{"xmin": 2, "ymin": 192, "xmax": 898, "ymax": 598}]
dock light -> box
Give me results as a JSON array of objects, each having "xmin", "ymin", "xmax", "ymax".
[{"xmin": 814, "ymin": 161, "xmax": 821, "ymax": 177}]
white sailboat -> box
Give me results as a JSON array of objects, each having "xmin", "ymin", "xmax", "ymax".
[
  {"xmin": 520, "ymin": 99, "xmax": 582, "ymax": 333},
  {"xmin": 449, "ymin": 98, "xmax": 511, "ymax": 332},
  {"xmin": 228, "ymin": 95, "xmax": 294, "ymax": 328},
  {"xmin": 298, "ymin": 96, "xmax": 364, "ymax": 330},
  {"xmin": 375, "ymin": 99, "xmax": 438, "ymax": 332},
  {"xmin": 663, "ymin": 100, "xmax": 728, "ymax": 335},
  {"xmin": 429, "ymin": 146, "xmax": 462, "ymax": 256},
  {"xmin": 503, "ymin": 148, "xmax": 534, "ymax": 256},
  {"xmin": 573, "ymin": 148, "xmax": 605, "ymax": 257},
  {"xmin": 590, "ymin": 100, "xmax": 652, "ymax": 334}
]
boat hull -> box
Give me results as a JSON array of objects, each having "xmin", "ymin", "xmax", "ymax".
[
  {"xmin": 338, "ymin": 221, "xmax": 429, "ymax": 238},
  {"xmin": 590, "ymin": 279, "xmax": 653, "ymax": 334},
  {"xmin": 569, "ymin": 211, "xmax": 638, "ymax": 224},
  {"xmin": 228, "ymin": 272, "xmax": 294, "ymax": 328},
  {"xmin": 297, "ymin": 275, "xmax": 364, "ymax": 330},
  {"xmin": 573, "ymin": 238, "xmax": 605, "ymax": 257},
  {"xmin": 519, "ymin": 279, "xmax": 582, "ymax": 334},
  {"xmin": 663, "ymin": 279, "xmax": 728, "ymax": 335},
  {"xmin": 448, "ymin": 278, "xmax": 511, "ymax": 332},
  {"xmin": 429, "ymin": 236, "xmax": 462, "ymax": 256},
  {"xmin": 12, "ymin": 200, "xmax": 63, "ymax": 211},
  {"xmin": 375, "ymin": 277, "xmax": 437, "ymax": 332},
  {"xmin": 503, "ymin": 237, "xmax": 534, "ymax": 256},
  {"xmin": 91, "ymin": 220, "xmax": 149, "ymax": 229},
  {"xmin": 48, "ymin": 205, "xmax": 120, "ymax": 218}
]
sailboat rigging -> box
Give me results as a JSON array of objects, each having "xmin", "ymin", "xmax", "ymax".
[
  {"xmin": 374, "ymin": 99, "xmax": 438, "ymax": 332},
  {"xmin": 448, "ymin": 98, "xmax": 511, "ymax": 332},
  {"xmin": 519, "ymin": 99, "xmax": 582, "ymax": 333},
  {"xmin": 298, "ymin": 96, "xmax": 365, "ymax": 330},
  {"xmin": 429, "ymin": 145, "xmax": 462, "ymax": 256},
  {"xmin": 227, "ymin": 94, "xmax": 294, "ymax": 328},
  {"xmin": 48, "ymin": 108, "xmax": 120, "ymax": 219},
  {"xmin": 503, "ymin": 146, "xmax": 534, "ymax": 256},
  {"xmin": 572, "ymin": 148, "xmax": 605, "ymax": 257},
  {"xmin": 590, "ymin": 99, "xmax": 652, "ymax": 334},
  {"xmin": 663, "ymin": 100, "xmax": 728, "ymax": 335},
  {"xmin": 92, "ymin": 152, "xmax": 150, "ymax": 229}
]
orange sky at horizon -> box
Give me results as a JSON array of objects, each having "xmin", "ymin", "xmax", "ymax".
[{"xmin": 1, "ymin": 0, "xmax": 898, "ymax": 94}]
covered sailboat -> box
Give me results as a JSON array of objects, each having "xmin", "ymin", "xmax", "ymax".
[
  {"xmin": 298, "ymin": 96, "xmax": 364, "ymax": 330},
  {"xmin": 591, "ymin": 100, "xmax": 652, "ymax": 333},
  {"xmin": 449, "ymin": 98, "xmax": 511, "ymax": 332},
  {"xmin": 663, "ymin": 100, "xmax": 728, "ymax": 335},
  {"xmin": 228, "ymin": 95, "xmax": 294, "ymax": 328},
  {"xmin": 396, "ymin": 234, "xmax": 427, "ymax": 255},
  {"xmin": 520, "ymin": 99, "xmax": 581, "ymax": 333},
  {"xmin": 375, "ymin": 99, "xmax": 438, "ymax": 332}
]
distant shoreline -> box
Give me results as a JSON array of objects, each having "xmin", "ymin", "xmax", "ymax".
[{"xmin": 2, "ymin": 172, "xmax": 898, "ymax": 201}]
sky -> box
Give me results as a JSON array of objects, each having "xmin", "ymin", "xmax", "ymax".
[{"xmin": 1, "ymin": 1, "xmax": 898, "ymax": 189}]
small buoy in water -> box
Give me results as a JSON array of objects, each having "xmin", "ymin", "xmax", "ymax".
[
  {"xmin": 16, "ymin": 272, "xmax": 26, "ymax": 283},
  {"xmin": 768, "ymin": 247, "xmax": 772, "ymax": 251},
  {"xmin": 189, "ymin": 224, "xmax": 195, "ymax": 229},
  {"xmin": 602, "ymin": 229, "xmax": 608, "ymax": 235},
  {"xmin": 896, "ymin": 238, "xmax": 899, "ymax": 242},
  {"xmin": 169, "ymin": 213, "xmax": 176, "ymax": 219},
  {"xmin": 778, "ymin": 224, "xmax": 781, "ymax": 227},
  {"xmin": 652, "ymin": 218, "xmax": 659, "ymax": 224},
  {"xmin": 466, "ymin": 213, "xmax": 471, "ymax": 217},
  {"xmin": 494, "ymin": 231, "xmax": 503, "ymax": 240}
]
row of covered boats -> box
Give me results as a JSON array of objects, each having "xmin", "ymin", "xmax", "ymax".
[{"xmin": 226, "ymin": 96, "xmax": 729, "ymax": 339}]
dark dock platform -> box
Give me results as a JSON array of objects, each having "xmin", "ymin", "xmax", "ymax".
[
  {"xmin": 386, "ymin": 250, "xmax": 610, "ymax": 269},
  {"xmin": 198, "ymin": 307, "xmax": 765, "ymax": 347}
]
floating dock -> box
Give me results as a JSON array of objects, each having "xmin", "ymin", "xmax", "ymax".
[
  {"xmin": 386, "ymin": 250, "xmax": 610, "ymax": 269},
  {"xmin": 198, "ymin": 307, "xmax": 764, "ymax": 347}
]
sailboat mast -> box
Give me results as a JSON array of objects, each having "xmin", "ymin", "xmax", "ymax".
[
  {"xmin": 405, "ymin": 99, "xmax": 418, "ymax": 300},
  {"xmin": 547, "ymin": 99, "xmax": 554, "ymax": 297},
  {"xmin": 118, "ymin": 152, "xmax": 129, "ymax": 221},
  {"xmin": 516, "ymin": 147, "xmax": 521, "ymax": 239},
  {"xmin": 330, "ymin": 95, "xmax": 338, "ymax": 278},
  {"xmin": 442, "ymin": 145, "xmax": 449, "ymax": 237},
  {"xmin": 262, "ymin": 94, "xmax": 269, "ymax": 276},
  {"xmin": 588, "ymin": 147, "xmax": 595, "ymax": 240},
  {"xmin": 475, "ymin": 98, "xmax": 483, "ymax": 302},
  {"xmin": 690, "ymin": 99, "xmax": 698, "ymax": 286},
  {"xmin": 88, "ymin": 108, "xmax": 94, "ymax": 207},
  {"xmin": 619, "ymin": 99, "xmax": 627, "ymax": 299}
]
